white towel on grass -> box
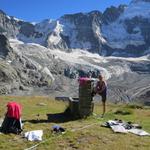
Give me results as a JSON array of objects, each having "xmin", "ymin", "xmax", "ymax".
[
  {"xmin": 106, "ymin": 120, "xmax": 150, "ymax": 136},
  {"xmin": 111, "ymin": 125, "xmax": 128, "ymax": 133},
  {"xmin": 128, "ymin": 129, "xmax": 150, "ymax": 136},
  {"xmin": 24, "ymin": 130, "xmax": 43, "ymax": 141}
]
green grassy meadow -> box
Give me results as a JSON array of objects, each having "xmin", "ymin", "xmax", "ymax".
[{"xmin": 0, "ymin": 96, "xmax": 150, "ymax": 150}]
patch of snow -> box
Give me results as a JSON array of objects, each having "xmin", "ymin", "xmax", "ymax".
[
  {"xmin": 108, "ymin": 65, "xmax": 131, "ymax": 77},
  {"xmin": 12, "ymin": 17, "xmax": 23, "ymax": 22},
  {"xmin": 7, "ymin": 60, "xmax": 12, "ymax": 63},
  {"xmin": 47, "ymin": 33, "xmax": 61, "ymax": 45},
  {"xmin": 9, "ymin": 39, "xmax": 50, "ymax": 61},
  {"xmin": 55, "ymin": 21, "xmax": 64, "ymax": 33},
  {"xmin": 60, "ymin": 19, "xmax": 78, "ymax": 48},
  {"xmin": 59, "ymin": 19, "xmax": 79, "ymax": 49},
  {"xmin": 6, "ymin": 15, "xmax": 11, "ymax": 19},
  {"xmin": 75, "ymin": 50, "xmax": 108, "ymax": 63},
  {"xmin": 16, "ymin": 19, "xmax": 57, "ymax": 45},
  {"xmin": 6, "ymin": 60, "xmax": 12, "ymax": 65},
  {"xmin": 60, "ymin": 19, "xmax": 76, "ymax": 35},
  {"xmin": 31, "ymin": 22, "xmax": 37, "ymax": 25},
  {"xmin": 94, "ymin": 24, "xmax": 106, "ymax": 44},
  {"xmin": 102, "ymin": 1, "xmax": 149, "ymax": 49},
  {"xmin": 102, "ymin": 21, "xmax": 145, "ymax": 49},
  {"xmin": 26, "ymin": 42, "xmax": 46, "ymax": 48},
  {"xmin": 107, "ymin": 55, "xmax": 150, "ymax": 62},
  {"xmin": 17, "ymin": 33, "xmax": 44, "ymax": 45},
  {"xmin": 47, "ymin": 20, "xmax": 63, "ymax": 45},
  {"xmin": 41, "ymin": 67, "xmax": 55, "ymax": 81},
  {"xmin": 35, "ymin": 19, "xmax": 56, "ymax": 33},
  {"xmin": 59, "ymin": 18, "xmax": 92, "ymax": 50},
  {"xmin": 9, "ymin": 38, "xmax": 24, "ymax": 44},
  {"xmin": 120, "ymin": 1, "xmax": 150, "ymax": 19},
  {"xmin": 49, "ymin": 49, "xmax": 111, "ymax": 79}
]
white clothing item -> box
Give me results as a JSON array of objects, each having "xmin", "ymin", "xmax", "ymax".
[
  {"xmin": 128, "ymin": 129, "xmax": 150, "ymax": 136},
  {"xmin": 107, "ymin": 120, "xmax": 119, "ymax": 126},
  {"xmin": 24, "ymin": 130, "xmax": 43, "ymax": 141},
  {"xmin": 106, "ymin": 120, "xmax": 150, "ymax": 136},
  {"xmin": 0, "ymin": 118, "xmax": 3, "ymax": 134},
  {"xmin": 111, "ymin": 125, "xmax": 128, "ymax": 133},
  {"xmin": 0, "ymin": 118, "xmax": 4, "ymax": 127},
  {"xmin": 20, "ymin": 118, "xmax": 23, "ymax": 129}
]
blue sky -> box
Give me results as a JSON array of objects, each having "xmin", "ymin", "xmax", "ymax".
[{"xmin": 0, "ymin": 0, "xmax": 131, "ymax": 22}]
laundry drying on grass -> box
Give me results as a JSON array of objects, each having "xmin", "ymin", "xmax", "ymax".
[{"xmin": 101, "ymin": 119, "xmax": 150, "ymax": 136}]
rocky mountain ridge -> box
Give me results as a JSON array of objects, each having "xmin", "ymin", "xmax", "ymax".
[{"xmin": 0, "ymin": 0, "xmax": 150, "ymax": 56}]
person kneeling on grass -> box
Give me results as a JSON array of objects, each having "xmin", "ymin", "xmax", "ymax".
[
  {"xmin": 1, "ymin": 102, "xmax": 22, "ymax": 134},
  {"xmin": 92, "ymin": 74, "xmax": 107, "ymax": 117}
]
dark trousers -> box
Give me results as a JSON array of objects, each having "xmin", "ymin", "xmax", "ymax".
[
  {"xmin": 91, "ymin": 89, "xmax": 107, "ymax": 102},
  {"xmin": 1, "ymin": 116, "xmax": 22, "ymax": 134}
]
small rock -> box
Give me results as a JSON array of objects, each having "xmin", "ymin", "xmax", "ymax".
[{"xmin": 36, "ymin": 103, "xmax": 46, "ymax": 106}]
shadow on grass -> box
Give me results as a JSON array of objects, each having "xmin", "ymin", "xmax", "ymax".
[
  {"xmin": 47, "ymin": 112, "xmax": 78, "ymax": 123},
  {"xmin": 23, "ymin": 109, "xmax": 79, "ymax": 124}
]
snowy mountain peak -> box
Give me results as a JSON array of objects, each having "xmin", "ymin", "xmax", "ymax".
[
  {"xmin": 0, "ymin": 1, "xmax": 150, "ymax": 57},
  {"xmin": 121, "ymin": 0, "xmax": 150, "ymax": 19}
]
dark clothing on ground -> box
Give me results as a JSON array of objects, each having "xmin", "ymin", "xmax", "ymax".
[
  {"xmin": 0, "ymin": 102, "xmax": 22, "ymax": 134},
  {"xmin": 1, "ymin": 116, "xmax": 22, "ymax": 134}
]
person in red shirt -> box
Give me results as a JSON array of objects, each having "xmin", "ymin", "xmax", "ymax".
[
  {"xmin": 1, "ymin": 102, "xmax": 22, "ymax": 134},
  {"xmin": 6, "ymin": 102, "xmax": 22, "ymax": 120}
]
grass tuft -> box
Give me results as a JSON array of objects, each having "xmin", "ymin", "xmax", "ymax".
[
  {"xmin": 114, "ymin": 109, "xmax": 133, "ymax": 115},
  {"xmin": 125, "ymin": 104, "xmax": 143, "ymax": 109}
]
